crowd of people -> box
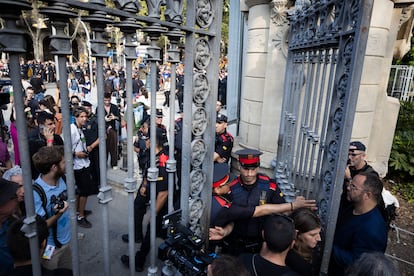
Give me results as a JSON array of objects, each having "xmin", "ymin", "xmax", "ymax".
[{"xmin": 0, "ymin": 57, "xmax": 401, "ymax": 276}]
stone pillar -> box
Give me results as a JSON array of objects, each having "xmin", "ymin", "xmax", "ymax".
[
  {"xmin": 237, "ymin": 0, "xmax": 289, "ymax": 171},
  {"xmin": 238, "ymin": 0, "xmax": 272, "ymax": 164}
]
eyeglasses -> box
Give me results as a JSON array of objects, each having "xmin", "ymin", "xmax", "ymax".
[
  {"xmin": 347, "ymin": 182, "xmax": 366, "ymax": 192},
  {"xmin": 348, "ymin": 153, "xmax": 362, "ymax": 157}
]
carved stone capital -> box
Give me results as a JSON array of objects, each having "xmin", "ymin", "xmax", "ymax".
[
  {"xmin": 244, "ymin": 0, "xmax": 272, "ymax": 9},
  {"xmin": 271, "ymin": 0, "xmax": 289, "ymax": 26},
  {"xmin": 399, "ymin": 3, "xmax": 414, "ymax": 26}
]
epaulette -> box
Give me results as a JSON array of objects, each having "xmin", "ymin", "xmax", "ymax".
[
  {"xmin": 258, "ymin": 174, "xmax": 270, "ymax": 181},
  {"xmin": 229, "ymin": 177, "xmax": 240, "ymax": 188},
  {"xmin": 216, "ymin": 196, "xmax": 232, "ymax": 208},
  {"xmin": 269, "ymin": 180, "xmax": 277, "ymax": 191}
]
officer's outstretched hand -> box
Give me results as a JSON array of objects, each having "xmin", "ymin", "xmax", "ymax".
[
  {"xmin": 293, "ymin": 196, "xmax": 317, "ymax": 211},
  {"xmin": 209, "ymin": 223, "xmax": 234, "ymax": 241},
  {"xmin": 209, "ymin": 226, "xmax": 226, "ymax": 241}
]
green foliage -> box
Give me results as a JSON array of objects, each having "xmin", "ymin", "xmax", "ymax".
[
  {"xmin": 388, "ymin": 101, "xmax": 414, "ymax": 201},
  {"xmin": 221, "ymin": 0, "xmax": 230, "ymax": 54},
  {"xmin": 391, "ymin": 182, "xmax": 414, "ymax": 203}
]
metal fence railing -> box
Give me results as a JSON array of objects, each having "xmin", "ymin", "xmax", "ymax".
[{"xmin": 387, "ymin": 65, "xmax": 414, "ymax": 102}]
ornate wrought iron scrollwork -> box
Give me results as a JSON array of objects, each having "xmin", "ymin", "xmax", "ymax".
[
  {"xmin": 192, "ymin": 107, "xmax": 208, "ymax": 136},
  {"xmin": 196, "ymin": 0, "xmax": 214, "ymax": 28},
  {"xmin": 145, "ymin": 0, "xmax": 164, "ymax": 19},
  {"xmin": 194, "ymin": 37, "xmax": 211, "ymax": 70},
  {"xmin": 165, "ymin": 0, "xmax": 184, "ymax": 24},
  {"xmin": 193, "ymin": 73, "xmax": 210, "ymax": 104},
  {"xmin": 189, "ymin": 198, "xmax": 204, "ymax": 233},
  {"xmin": 190, "ymin": 169, "xmax": 206, "ymax": 197},
  {"xmin": 191, "ymin": 139, "xmax": 207, "ymax": 167}
]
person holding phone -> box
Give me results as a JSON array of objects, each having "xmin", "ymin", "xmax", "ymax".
[{"xmin": 28, "ymin": 111, "xmax": 64, "ymax": 180}]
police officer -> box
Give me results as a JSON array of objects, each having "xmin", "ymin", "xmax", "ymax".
[
  {"xmin": 214, "ymin": 114, "xmax": 233, "ymax": 163},
  {"xmin": 121, "ymin": 128, "xmax": 169, "ymax": 272},
  {"xmin": 174, "ymin": 107, "xmax": 184, "ymax": 197},
  {"xmin": 210, "ymin": 163, "xmax": 315, "ymax": 243},
  {"xmin": 155, "ymin": 108, "xmax": 169, "ymax": 150},
  {"xmin": 226, "ymin": 148, "xmax": 286, "ymax": 255},
  {"xmin": 82, "ymin": 101, "xmax": 99, "ymax": 193}
]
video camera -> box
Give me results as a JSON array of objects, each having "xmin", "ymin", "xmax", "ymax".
[{"xmin": 158, "ymin": 210, "xmax": 216, "ymax": 276}]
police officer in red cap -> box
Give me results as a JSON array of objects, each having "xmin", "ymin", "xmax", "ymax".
[
  {"xmin": 226, "ymin": 148, "xmax": 286, "ymax": 255},
  {"xmin": 209, "ymin": 163, "xmax": 316, "ymax": 245},
  {"xmin": 214, "ymin": 114, "xmax": 233, "ymax": 163}
]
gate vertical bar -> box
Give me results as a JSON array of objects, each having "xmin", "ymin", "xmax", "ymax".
[
  {"xmin": 40, "ymin": 3, "xmax": 80, "ymax": 274},
  {"xmin": 115, "ymin": 4, "xmax": 143, "ymax": 274},
  {"xmin": 144, "ymin": 16, "xmax": 166, "ymax": 273},
  {"xmin": 166, "ymin": 29, "xmax": 183, "ymax": 213},
  {"xmin": 83, "ymin": 3, "xmax": 113, "ymax": 274},
  {"xmin": 0, "ymin": 2, "xmax": 42, "ymax": 275}
]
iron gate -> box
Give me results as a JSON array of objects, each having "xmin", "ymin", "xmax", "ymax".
[
  {"xmin": 274, "ymin": 1, "xmax": 374, "ymax": 274},
  {"xmin": 0, "ymin": 0, "xmax": 222, "ymax": 275}
]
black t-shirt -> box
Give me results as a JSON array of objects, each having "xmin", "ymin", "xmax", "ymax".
[
  {"xmin": 239, "ymin": 253, "xmax": 300, "ymax": 276},
  {"xmin": 286, "ymin": 249, "xmax": 320, "ymax": 276},
  {"xmin": 83, "ymin": 114, "xmax": 98, "ymax": 147}
]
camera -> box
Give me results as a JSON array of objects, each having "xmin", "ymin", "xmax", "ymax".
[
  {"xmin": 158, "ymin": 210, "xmax": 216, "ymax": 276},
  {"xmin": 50, "ymin": 190, "xmax": 68, "ymax": 210}
]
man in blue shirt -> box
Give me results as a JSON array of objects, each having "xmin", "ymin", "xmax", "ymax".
[
  {"xmin": 329, "ymin": 172, "xmax": 388, "ymax": 275},
  {"xmin": 32, "ymin": 146, "xmax": 71, "ymax": 271}
]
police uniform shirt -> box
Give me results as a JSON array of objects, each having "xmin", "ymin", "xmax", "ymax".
[
  {"xmin": 145, "ymin": 149, "xmax": 169, "ymax": 196},
  {"xmin": 229, "ymin": 174, "xmax": 285, "ymax": 238},
  {"xmin": 215, "ymin": 130, "xmax": 234, "ymax": 162},
  {"xmin": 83, "ymin": 114, "xmax": 98, "ymax": 147},
  {"xmin": 174, "ymin": 117, "xmax": 183, "ymax": 150},
  {"xmin": 211, "ymin": 194, "xmax": 255, "ymax": 228}
]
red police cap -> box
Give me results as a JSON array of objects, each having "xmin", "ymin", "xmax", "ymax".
[
  {"xmin": 235, "ymin": 148, "xmax": 262, "ymax": 167},
  {"xmin": 213, "ymin": 163, "xmax": 230, "ymax": 188}
]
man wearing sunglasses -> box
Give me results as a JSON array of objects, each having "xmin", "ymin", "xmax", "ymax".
[{"xmin": 340, "ymin": 141, "xmax": 377, "ymax": 213}]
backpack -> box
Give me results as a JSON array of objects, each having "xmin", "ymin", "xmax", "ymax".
[
  {"xmin": 33, "ymin": 183, "xmax": 63, "ymax": 248},
  {"xmin": 104, "ymin": 78, "xmax": 115, "ymax": 94}
]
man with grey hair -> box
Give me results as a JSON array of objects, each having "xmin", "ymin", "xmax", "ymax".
[{"xmin": 2, "ymin": 166, "xmax": 24, "ymax": 204}]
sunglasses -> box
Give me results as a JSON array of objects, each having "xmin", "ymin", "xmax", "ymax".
[{"xmin": 348, "ymin": 153, "xmax": 362, "ymax": 157}]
